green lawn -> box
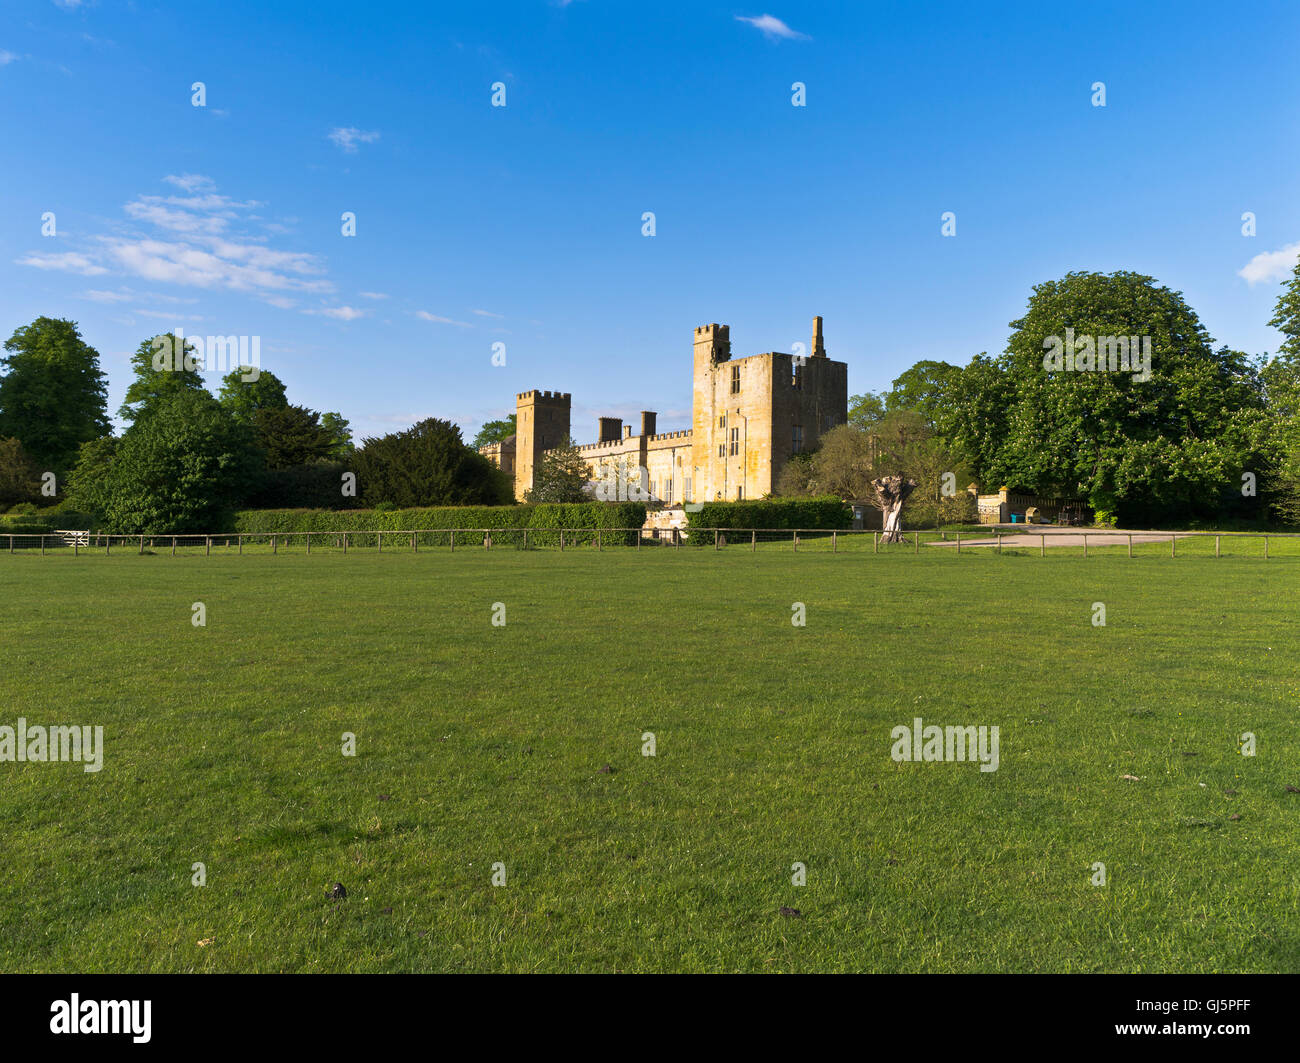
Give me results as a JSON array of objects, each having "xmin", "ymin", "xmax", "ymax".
[{"xmin": 2, "ymin": 546, "xmax": 1298, "ymax": 972}]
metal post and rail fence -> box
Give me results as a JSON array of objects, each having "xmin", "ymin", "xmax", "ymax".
[{"xmin": 3, "ymin": 527, "xmax": 1298, "ymax": 558}]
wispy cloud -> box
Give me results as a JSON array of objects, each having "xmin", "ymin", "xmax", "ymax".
[
  {"xmin": 471, "ymin": 308, "xmax": 504, "ymax": 318},
  {"xmin": 18, "ymin": 251, "xmax": 108, "ymax": 276},
  {"xmin": 416, "ymin": 310, "xmax": 472, "ymax": 327},
  {"xmin": 328, "ymin": 127, "xmax": 380, "ymax": 153},
  {"xmin": 359, "ymin": 291, "xmax": 389, "ymax": 300},
  {"xmin": 15, "ymin": 175, "xmax": 332, "ymax": 297},
  {"xmin": 0, "ymin": 50, "xmax": 21, "ymax": 65},
  {"xmin": 304, "ymin": 305, "xmax": 366, "ymax": 321},
  {"xmin": 1239, "ymin": 242, "xmax": 1300, "ymax": 286},
  {"xmin": 735, "ymin": 14, "xmax": 809, "ymax": 41}
]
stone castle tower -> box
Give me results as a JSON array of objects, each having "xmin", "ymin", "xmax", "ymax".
[{"xmin": 486, "ymin": 318, "xmax": 847, "ymax": 503}]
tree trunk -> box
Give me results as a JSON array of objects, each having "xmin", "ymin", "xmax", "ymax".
[{"xmin": 872, "ymin": 474, "xmax": 918, "ymax": 544}]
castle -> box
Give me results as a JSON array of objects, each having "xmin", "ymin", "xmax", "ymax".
[{"xmin": 480, "ymin": 318, "xmax": 849, "ymax": 504}]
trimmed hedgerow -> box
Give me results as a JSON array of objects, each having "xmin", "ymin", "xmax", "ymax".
[
  {"xmin": 685, "ymin": 496, "xmax": 851, "ymax": 538},
  {"xmin": 230, "ymin": 502, "xmax": 647, "ymax": 547}
]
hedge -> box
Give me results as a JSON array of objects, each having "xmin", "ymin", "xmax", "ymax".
[
  {"xmin": 231, "ymin": 502, "xmax": 648, "ymax": 547},
  {"xmin": 685, "ymin": 496, "xmax": 851, "ymax": 538}
]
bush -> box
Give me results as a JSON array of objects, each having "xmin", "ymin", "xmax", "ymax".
[
  {"xmin": 244, "ymin": 462, "xmax": 350, "ymax": 510},
  {"xmin": 685, "ymin": 497, "xmax": 851, "ymax": 539}
]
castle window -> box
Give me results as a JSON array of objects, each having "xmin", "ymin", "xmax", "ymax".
[
  {"xmin": 731, "ymin": 364, "xmax": 740, "ymax": 394},
  {"xmin": 719, "ymin": 413, "xmax": 726, "ymax": 428},
  {"xmin": 792, "ymin": 425, "xmax": 804, "ymax": 453},
  {"xmin": 737, "ymin": 485, "xmax": 744, "ymax": 500},
  {"xmin": 684, "ymin": 476, "xmax": 692, "ymax": 501},
  {"xmin": 792, "ymin": 364, "xmax": 803, "ymax": 390},
  {"xmin": 718, "ymin": 443, "xmax": 725, "ymax": 458},
  {"xmin": 729, "ymin": 427, "xmax": 739, "ymax": 456}
]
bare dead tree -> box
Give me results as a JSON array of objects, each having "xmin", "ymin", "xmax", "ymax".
[{"xmin": 872, "ymin": 473, "xmax": 918, "ymax": 543}]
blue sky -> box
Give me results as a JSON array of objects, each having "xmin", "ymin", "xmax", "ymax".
[{"xmin": 2, "ymin": 0, "xmax": 1298, "ymax": 443}]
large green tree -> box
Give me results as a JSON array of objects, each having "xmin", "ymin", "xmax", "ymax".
[
  {"xmin": 353, "ymin": 417, "xmax": 511, "ymax": 507},
  {"xmin": 119, "ymin": 332, "xmax": 209, "ymax": 424},
  {"xmin": 320, "ymin": 411, "xmax": 354, "ymax": 459},
  {"xmin": 884, "ymin": 360, "xmax": 963, "ymax": 434},
  {"xmin": 101, "ymin": 389, "xmax": 260, "ymax": 533},
  {"xmin": 0, "ymin": 317, "xmax": 109, "ymax": 473},
  {"xmin": 254, "ymin": 404, "xmax": 336, "ymax": 469},
  {"xmin": 218, "ymin": 368, "xmax": 288, "ymax": 426},
  {"xmin": 1264, "ymin": 257, "xmax": 1300, "ymax": 522},
  {"xmin": 947, "ymin": 271, "xmax": 1269, "ymax": 523}
]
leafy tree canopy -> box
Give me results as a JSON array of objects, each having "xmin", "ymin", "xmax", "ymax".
[
  {"xmin": 471, "ymin": 415, "xmax": 517, "ymax": 450},
  {"xmin": 524, "ymin": 436, "xmax": 590, "ymax": 503},
  {"xmin": 119, "ymin": 332, "xmax": 209, "ymax": 424},
  {"xmin": 0, "ymin": 317, "xmax": 109, "ymax": 473},
  {"xmin": 353, "ymin": 417, "xmax": 512, "ymax": 507},
  {"xmin": 218, "ymin": 368, "xmax": 288, "ymax": 426},
  {"xmin": 101, "ymin": 388, "xmax": 260, "ymax": 533}
]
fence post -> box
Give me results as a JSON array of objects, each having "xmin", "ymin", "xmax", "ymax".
[
  {"xmin": 1171, "ymin": 535, "xmax": 1175, "ymax": 558},
  {"xmin": 873, "ymin": 532, "xmax": 878, "ymax": 554},
  {"xmin": 558, "ymin": 530, "xmax": 562, "ymax": 552},
  {"xmin": 832, "ymin": 530, "xmax": 837, "ymax": 553},
  {"xmin": 1128, "ymin": 534, "xmax": 1132, "ymax": 559},
  {"xmin": 74, "ymin": 537, "xmax": 78, "ymax": 557},
  {"xmin": 751, "ymin": 529, "xmax": 756, "ymax": 552},
  {"xmin": 306, "ymin": 533, "xmax": 310, "ymax": 556},
  {"xmin": 139, "ymin": 535, "xmax": 144, "ymax": 555},
  {"xmin": 997, "ymin": 531, "xmax": 1002, "ymax": 555},
  {"xmin": 1040, "ymin": 533, "xmax": 1045, "ymax": 557},
  {"xmin": 914, "ymin": 531, "xmax": 919, "ymax": 555},
  {"xmin": 1264, "ymin": 534, "xmax": 1269, "ymax": 560},
  {"xmin": 956, "ymin": 532, "xmax": 960, "ymax": 555},
  {"xmin": 106, "ymin": 536, "xmax": 110, "ymax": 556},
  {"xmin": 1083, "ymin": 533, "xmax": 1087, "ymax": 559},
  {"xmin": 793, "ymin": 530, "xmax": 798, "ymax": 553},
  {"xmin": 714, "ymin": 529, "xmax": 719, "ymax": 551},
  {"xmin": 634, "ymin": 528, "xmax": 639, "ymax": 549},
  {"xmin": 41, "ymin": 535, "xmax": 45, "ymax": 556},
  {"xmin": 272, "ymin": 535, "xmax": 277, "ymax": 555},
  {"xmin": 412, "ymin": 533, "xmax": 417, "ymax": 553},
  {"xmin": 597, "ymin": 529, "xmax": 601, "ymax": 552},
  {"xmin": 450, "ymin": 530, "xmax": 454, "ymax": 553},
  {"xmin": 377, "ymin": 531, "xmax": 382, "ymax": 553},
  {"xmin": 1215, "ymin": 534, "xmax": 1220, "ymax": 558},
  {"xmin": 171, "ymin": 536, "xmax": 175, "ymax": 557},
  {"xmin": 343, "ymin": 533, "xmax": 348, "ymax": 555}
]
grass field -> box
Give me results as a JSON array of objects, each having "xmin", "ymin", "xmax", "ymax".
[{"xmin": 2, "ymin": 545, "xmax": 1298, "ymax": 972}]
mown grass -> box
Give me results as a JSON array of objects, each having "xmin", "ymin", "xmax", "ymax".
[{"xmin": 1, "ymin": 546, "xmax": 1297, "ymax": 972}]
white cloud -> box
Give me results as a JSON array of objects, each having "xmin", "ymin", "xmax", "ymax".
[
  {"xmin": 1238, "ymin": 242, "xmax": 1300, "ymax": 286},
  {"xmin": 328, "ymin": 127, "xmax": 380, "ymax": 153},
  {"xmin": 471, "ymin": 308, "xmax": 504, "ymax": 318},
  {"xmin": 53, "ymin": 0, "xmax": 86, "ymax": 9},
  {"xmin": 358, "ymin": 291, "xmax": 389, "ymax": 300},
  {"xmin": 0, "ymin": 51, "xmax": 21, "ymax": 65},
  {"xmin": 17, "ymin": 251, "xmax": 108, "ymax": 276},
  {"xmin": 416, "ymin": 310, "xmax": 472, "ymax": 327},
  {"xmin": 305, "ymin": 305, "xmax": 366, "ymax": 321},
  {"xmin": 735, "ymin": 14, "xmax": 809, "ymax": 40},
  {"xmin": 16, "ymin": 176, "xmax": 334, "ymax": 298}
]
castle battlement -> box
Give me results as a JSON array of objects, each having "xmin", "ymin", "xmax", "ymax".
[{"xmin": 516, "ymin": 390, "xmax": 571, "ymax": 401}]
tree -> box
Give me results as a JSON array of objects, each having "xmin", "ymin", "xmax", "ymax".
[
  {"xmin": 0, "ymin": 317, "xmax": 109, "ymax": 474},
  {"xmin": 101, "ymin": 389, "xmax": 260, "ymax": 533},
  {"xmin": 218, "ymin": 368, "xmax": 288, "ymax": 426},
  {"xmin": 471, "ymin": 415, "xmax": 517, "ymax": 450},
  {"xmin": 0, "ymin": 437, "xmax": 43, "ymax": 508},
  {"xmin": 884, "ymin": 360, "xmax": 963, "ymax": 434},
  {"xmin": 64, "ymin": 436, "xmax": 119, "ymax": 518},
  {"xmin": 847, "ymin": 392, "xmax": 886, "ymax": 431},
  {"xmin": 320, "ymin": 412, "xmax": 354, "ymax": 459},
  {"xmin": 946, "ymin": 271, "xmax": 1269, "ymax": 524},
  {"xmin": 1265, "ymin": 259, "xmax": 1300, "ymax": 522},
  {"xmin": 119, "ymin": 332, "xmax": 209, "ymax": 424},
  {"xmin": 353, "ymin": 417, "xmax": 511, "ymax": 507},
  {"xmin": 524, "ymin": 437, "xmax": 590, "ymax": 503},
  {"xmin": 253, "ymin": 404, "xmax": 336, "ymax": 469}
]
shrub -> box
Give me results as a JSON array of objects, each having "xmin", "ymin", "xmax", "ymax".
[{"xmin": 685, "ymin": 496, "xmax": 851, "ymax": 537}]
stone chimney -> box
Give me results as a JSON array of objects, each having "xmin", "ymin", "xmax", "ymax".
[{"xmin": 812, "ymin": 316, "xmax": 826, "ymax": 358}]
